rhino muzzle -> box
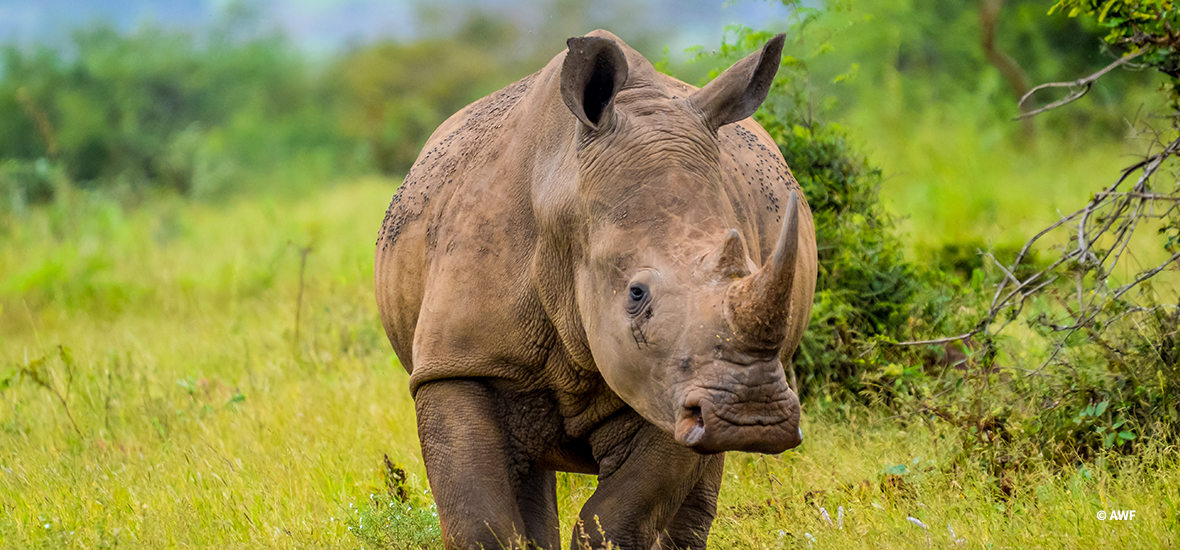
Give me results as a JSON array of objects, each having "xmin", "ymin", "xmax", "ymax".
[
  {"xmin": 673, "ymin": 361, "xmax": 803, "ymax": 454},
  {"xmin": 673, "ymin": 190, "xmax": 804, "ymax": 454}
]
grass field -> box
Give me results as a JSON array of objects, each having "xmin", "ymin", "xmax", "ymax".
[
  {"xmin": 840, "ymin": 93, "xmax": 1163, "ymax": 252},
  {"xmin": 2, "ymin": 174, "xmax": 1178, "ymax": 548}
]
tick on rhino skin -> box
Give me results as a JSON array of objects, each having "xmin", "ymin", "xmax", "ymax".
[{"xmin": 374, "ymin": 29, "xmax": 818, "ymax": 550}]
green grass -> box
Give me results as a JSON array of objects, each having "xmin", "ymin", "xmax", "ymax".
[
  {"xmin": 844, "ymin": 101, "xmax": 1150, "ymax": 252},
  {"xmin": 0, "ymin": 180, "xmax": 422, "ymax": 548},
  {"xmin": 1, "ymin": 180, "xmax": 1177, "ymax": 548}
]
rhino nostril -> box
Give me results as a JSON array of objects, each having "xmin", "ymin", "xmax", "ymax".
[
  {"xmin": 685, "ymin": 407, "xmax": 704, "ymax": 445},
  {"xmin": 676, "ymin": 405, "xmax": 706, "ymax": 447}
]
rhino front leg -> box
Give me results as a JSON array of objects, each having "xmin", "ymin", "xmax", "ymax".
[
  {"xmin": 572, "ymin": 420, "xmax": 715, "ymax": 550},
  {"xmin": 518, "ymin": 468, "xmax": 560, "ymax": 549},
  {"xmin": 656, "ymin": 453, "xmax": 723, "ymax": 550},
  {"xmin": 416, "ymin": 380, "xmax": 533, "ymax": 549}
]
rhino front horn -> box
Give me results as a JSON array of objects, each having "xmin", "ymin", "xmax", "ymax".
[{"xmin": 725, "ymin": 190, "xmax": 800, "ymax": 349}]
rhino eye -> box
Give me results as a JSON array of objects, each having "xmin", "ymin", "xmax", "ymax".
[{"xmin": 626, "ymin": 283, "xmax": 650, "ymax": 316}]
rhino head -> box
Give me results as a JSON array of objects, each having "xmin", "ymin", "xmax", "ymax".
[{"xmin": 559, "ymin": 33, "xmax": 805, "ymax": 454}]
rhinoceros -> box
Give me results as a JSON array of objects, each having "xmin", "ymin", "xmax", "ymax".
[{"xmin": 374, "ymin": 30, "xmax": 818, "ymax": 549}]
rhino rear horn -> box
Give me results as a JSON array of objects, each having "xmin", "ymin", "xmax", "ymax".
[
  {"xmin": 711, "ymin": 229, "xmax": 753, "ymax": 279},
  {"xmin": 687, "ymin": 33, "xmax": 785, "ymax": 130},
  {"xmin": 726, "ymin": 190, "xmax": 799, "ymax": 348},
  {"xmin": 562, "ymin": 36, "xmax": 629, "ymax": 131}
]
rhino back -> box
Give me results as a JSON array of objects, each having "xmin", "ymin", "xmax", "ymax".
[{"xmin": 375, "ymin": 73, "xmax": 551, "ymax": 375}]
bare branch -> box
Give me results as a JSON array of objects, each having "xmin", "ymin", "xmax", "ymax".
[
  {"xmin": 1013, "ymin": 51, "xmax": 1146, "ymax": 120},
  {"xmin": 1111, "ymin": 250, "xmax": 1180, "ymax": 302},
  {"xmin": 991, "ymin": 207, "xmax": 1089, "ymax": 310},
  {"xmin": 892, "ymin": 332, "xmax": 979, "ymax": 347},
  {"xmin": 1095, "ymin": 191, "xmax": 1180, "ymax": 201}
]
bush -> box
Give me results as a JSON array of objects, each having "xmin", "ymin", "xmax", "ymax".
[
  {"xmin": 689, "ymin": 5, "xmax": 1180, "ymax": 480},
  {"xmin": 331, "ymin": 14, "xmax": 518, "ymax": 176},
  {"xmin": 907, "ymin": 2, "xmax": 1180, "ymax": 473},
  {"xmin": 0, "ymin": 158, "xmax": 67, "ymax": 214},
  {"xmin": 879, "ymin": 295, "xmax": 1179, "ymax": 478},
  {"xmin": 758, "ymin": 105, "xmax": 922, "ymax": 393}
]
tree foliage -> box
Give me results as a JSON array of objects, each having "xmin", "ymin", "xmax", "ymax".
[
  {"xmin": 332, "ymin": 14, "xmax": 518, "ymax": 175},
  {"xmin": 0, "ymin": 9, "xmax": 535, "ymax": 208},
  {"xmin": 1052, "ymin": 1, "xmax": 1180, "ymax": 73},
  {"xmin": 0, "ymin": 18, "xmax": 353, "ymax": 201}
]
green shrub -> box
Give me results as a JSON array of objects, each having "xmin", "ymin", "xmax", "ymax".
[
  {"xmin": 348, "ymin": 493, "xmax": 442, "ymax": 550},
  {"xmin": 331, "ymin": 17, "xmax": 516, "ymax": 176},
  {"xmin": 0, "ymin": 158, "xmax": 67, "ymax": 214}
]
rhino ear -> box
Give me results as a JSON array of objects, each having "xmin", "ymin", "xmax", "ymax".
[
  {"xmin": 687, "ymin": 33, "xmax": 785, "ymax": 130},
  {"xmin": 561, "ymin": 36, "xmax": 629, "ymax": 131}
]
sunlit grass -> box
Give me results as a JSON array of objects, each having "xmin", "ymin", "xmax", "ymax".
[
  {"xmin": 710, "ymin": 406, "xmax": 1179, "ymax": 549},
  {"xmin": 1, "ymin": 180, "xmax": 428, "ymax": 548},
  {"xmin": 845, "ymin": 101, "xmax": 1149, "ymax": 251},
  {"xmin": 1, "ymin": 180, "xmax": 1176, "ymax": 548}
]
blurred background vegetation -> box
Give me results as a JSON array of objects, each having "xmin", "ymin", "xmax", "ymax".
[
  {"xmin": 0, "ymin": 0, "xmax": 1154, "ymax": 205},
  {"xmin": 0, "ymin": 0, "xmax": 690, "ymax": 206},
  {"xmin": 2, "ymin": 0, "xmax": 1179, "ymax": 547}
]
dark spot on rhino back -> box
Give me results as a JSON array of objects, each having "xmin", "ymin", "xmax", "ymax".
[{"xmin": 719, "ymin": 123, "xmax": 799, "ymax": 216}]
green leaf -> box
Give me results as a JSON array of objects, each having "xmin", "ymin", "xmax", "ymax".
[
  {"xmin": 1118, "ymin": 431, "xmax": 1136, "ymax": 441},
  {"xmin": 1097, "ymin": 0, "xmax": 1120, "ymax": 22}
]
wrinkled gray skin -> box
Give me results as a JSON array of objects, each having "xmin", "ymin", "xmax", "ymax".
[{"xmin": 374, "ymin": 31, "xmax": 818, "ymax": 550}]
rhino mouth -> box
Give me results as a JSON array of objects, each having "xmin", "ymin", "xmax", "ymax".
[{"xmin": 673, "ymin": 384, "xmax": 802, "ymax": 454}]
